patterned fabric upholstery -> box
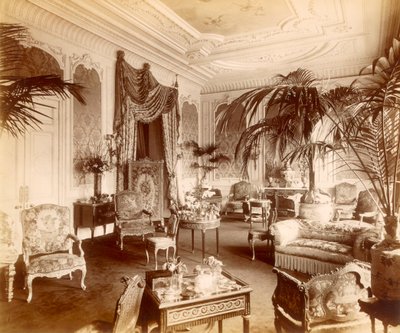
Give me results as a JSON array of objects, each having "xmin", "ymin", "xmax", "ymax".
[
  {"xmin": 0, "ymin": 211, "xmax": 21, "ymax": 302},
  {"xmin": 225, "ymin": 181, "xmax": 254, "ymax": 219},
  {"xmin": 21, "ymin": 204, "xmax": 86, "ymax": 303},
  {"xmin": 333, "ymin": 182, "xmax": 358, "ymax": 220},
  {"xmin": 272, "ymin": 261, "xmax": 371, "ymax": 332},
  {"xmin": 114, "ymin": 190, "xmax": 155, "ymax": 251},
  {"xmin": 272, "ymin": 218, "xmax": 379, "ymax": 274},
  {"xmin": 145, "ymin": 214, "xmax": 179, "ymax": 269}
]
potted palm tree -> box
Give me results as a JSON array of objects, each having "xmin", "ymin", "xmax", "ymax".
[
  {"xmin": 183, "ymin": 140, "xmax": 231, "ymax": 186},
  {"xmin": 325, "ymin": 37, "xmax": 400, "ymax": 300},
  {"xmin": 0, "ymin": 23, "xmax": 86, "ymax": 138},
  {"xmin": 217, "ymin": 68, "xmax": 353, "ymax": 222}
]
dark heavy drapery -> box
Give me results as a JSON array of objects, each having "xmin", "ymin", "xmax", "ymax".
[{"xmin": 113, "ymin": 50, "xmax": 180, "ymax": 207}]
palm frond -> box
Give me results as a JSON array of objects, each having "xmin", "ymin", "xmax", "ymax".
[{"xmin": 0, "ymin": 23, "xmax": 86, "ymax": 137}]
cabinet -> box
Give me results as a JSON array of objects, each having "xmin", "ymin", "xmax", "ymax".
[
  {"xmin": 263, "ymin": 187, "xmax": 307, "ymax": 217},
  {"xmin": 73, "ymin": 202, "xmax": 115, "ymax": 239}
]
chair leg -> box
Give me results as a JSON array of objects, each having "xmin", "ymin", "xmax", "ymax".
[
  {"xmin": 172, "ymin": 246, "xmax": 176, "ymax": 260},
  {"xmin": 248, "ymin": 238, "xmax": 256, "ymax": 261},
  {"xmin": 120, "ymin": 235, "xmax": 124, "ymax": 250},
  {"xmin": 26, "ymin": 275, "xmax": 34, "ymax": 303},
  {"xmin": 80, "ymin": 267, "xmax": 87, "ymax": 290},
  {"xmin": 145, "ymin": 243, "xmax": 150, "ymax": 265},
  {"xmin": 154, "ymin": 249, "xmax": 159, "ymax": 270},
  {"xmin": 5, "ymin": 264, "xmax": 15, "ymax": 302}
]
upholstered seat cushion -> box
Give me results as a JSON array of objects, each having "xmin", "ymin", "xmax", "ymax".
[
  {"xmin": 118, "ymin": 221, "xmax": 155, "ymax": 235},
  {"xmin": 146, "ymin": 237, "xmax": 174, "ymax": 247},
  {"xmin": 275, "ymin": 239, "xmax": 352, "ymax": 265},
  {"xmin": 28, "ymin": 253, "xmax": 85, "ymax": 274}
]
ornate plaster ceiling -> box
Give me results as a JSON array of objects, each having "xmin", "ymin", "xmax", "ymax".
[{"xmin": 13, "ymin": 0, "xmax": 400, "ymax": 93}]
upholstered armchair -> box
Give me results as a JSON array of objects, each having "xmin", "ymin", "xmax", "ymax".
[
  {"xmin": 333, "ymin": 182, "xmax": 358, "ymax": 221},
  {"xmin": 225, "ymin": 180, "xmax": 254, "ymax": 220},
  {"xmin": 354, "ymin": 189, "xmax": 380, "ymax": 225},
  {"xmin": 0, "ymin": 211, "xmax": 22, "ymax": 302},
  {"xmin": 21, "ymin": 204, "xmax": 87, "ymax": 303},
  {"xmin": 114, "ymin": 190, "xmax": 155, "ymax": 251}
]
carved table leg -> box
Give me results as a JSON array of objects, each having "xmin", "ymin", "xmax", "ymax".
[
  {"xmin": 218, "ymin": 319, "xmax": 223, "ymax": 333},
  {"xmin": 216, "ymin": 228, "xmax": 219, "ymax": 257},
  {"xmin": 242, "ymin": 314, "xmax": 250, "ymax": 333},
  {"xmin": 191, "ymin": 230, "xmax": 195, "ymax": 253},
  {"xmin": 202, "ymin": 230, "xmax": 206, "ymax": 260}
]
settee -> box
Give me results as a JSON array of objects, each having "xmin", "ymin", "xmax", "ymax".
[{"xmin": 272, "ymin": 218, "xmax": 380, "ymax": 275}]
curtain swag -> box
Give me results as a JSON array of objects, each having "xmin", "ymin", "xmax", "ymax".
[{"xmin": 113, "ymin": 50, "xmax": 180, "ymax": 208}]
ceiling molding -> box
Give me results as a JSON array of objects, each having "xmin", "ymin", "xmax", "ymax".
[{"xmin": 3, "ymin": 0, "xmax": 398, "ymax": 94}]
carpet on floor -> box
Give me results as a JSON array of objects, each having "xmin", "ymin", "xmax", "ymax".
[{"xmin": 0, "ymin": 219, "xmax": 380, "ymax": 333}]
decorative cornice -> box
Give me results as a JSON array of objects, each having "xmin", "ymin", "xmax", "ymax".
[
  {"xmin": 20, "ymin": 34, "xmax": 66, "ymax": 70},
  {"xmin": 70, "ymin": 54, "xmax": 104, "ymax": 81}
]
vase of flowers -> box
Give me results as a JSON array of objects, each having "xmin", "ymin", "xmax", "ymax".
[
  {"xmin": 74, "ymin": 141, "xmax": 113, "ymax": 200},
  {"xmin": 162, "ymin": 256, "xmax": 187, "ymax": 291},
  {"xmin": 179, "ymin": 185, "xmax": 220, "ymax": 221}
]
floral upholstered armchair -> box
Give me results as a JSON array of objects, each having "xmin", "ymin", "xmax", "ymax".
[
  {"xmin": 114, "ymin": 190, "xmax": 155, "ymax": 251},
  {"xmin": 333, "ymin": 182, "xmax": 358, "ymax": 221},
  {"xmin": 225, "ymin": 180, "xmax": 254, "ymax": 220},
  {"xmin": 21, "ymin": 204, "xmax": 86, "ymax": 303}
]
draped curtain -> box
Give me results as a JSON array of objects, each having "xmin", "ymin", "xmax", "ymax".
[{"xmin": 113, "ymin": 50, "xmax": 180, "ymax": 207}]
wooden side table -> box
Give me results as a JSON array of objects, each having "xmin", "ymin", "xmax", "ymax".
[
  {"xmin": 73, "ymin": 201, "xmax": 115, "ymax": 239},
  {"xmin": 177, "ymin": 218, "xmax": 220, "ymax": 260},
  {"xmin": 358, "ymin": 297, "xmax": 400, "ymax": 333}
]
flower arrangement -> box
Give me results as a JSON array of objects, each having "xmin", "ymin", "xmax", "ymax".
[
  {"xmin": 162, "ymin": 256, "xmax": 188, "ymax": 275},
  {"xmin": 179, "ymin": 184, "xmax": 220, "ymax": 221},
  {"xmin": 75, "ymin": 141, "xmax": 113, "ymax": 175}
]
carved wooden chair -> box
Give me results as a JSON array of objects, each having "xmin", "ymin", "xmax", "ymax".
[
  {"xmin": 0, "ymin": 211, "xmax": 21, "ymax": 302},
  {"xmin": 225, "ymin": 180, "xmax": 253, "ymax": 220},
  {"xmin": 21, "ymin": 204, "xmax": 86, "ymax": 303},
  {"xmin": 75, "ymin": 275, "xmax": 152, "ymax": 333},
  {"xmin": 114, "ymin": 190, "xmax": 155, "ymax": 251},
  {"xmin": 247, "ymin": 200, "xmax": 276, "ymax": 260},
  {"xmin": 145, "ymin": 213, "xmax": 179, "ymax": 269},
  {"xmin": 333, "ymin": 182, "xmax": 358, "ymax": 221},
  {"xmin": 272, "ymin": 261, "xmax": 372, "ymax": 333}
]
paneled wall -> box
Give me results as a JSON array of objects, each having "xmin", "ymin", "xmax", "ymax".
[{"xmin": 1, "ymin": 0, "xmax": 202, "ymax": 221}]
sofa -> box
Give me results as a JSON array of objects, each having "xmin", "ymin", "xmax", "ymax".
[{"xmin": 272, "ymin": 218, "xmax": 380, "ymax": 275}]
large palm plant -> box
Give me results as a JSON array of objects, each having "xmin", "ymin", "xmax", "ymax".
[
  {"xmin": 0, "ymin": 23, "xmax": 86, "ymax": 137},
  {"xmin": 217, "ymin": 68, "xmax": 354, "ymax": 203},
  {"xmin": 326, "ymin": 37, "xmax": 400, "ymax": 241}
]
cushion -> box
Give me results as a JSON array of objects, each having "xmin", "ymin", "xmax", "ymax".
[
  {"xmin": 233, "ymin": 182, "xmax": 251, "ymax": 201},
  {"xmin": 298, "ymin": 220, "xmax": 373, "ymax": 245},
  {"xmin": 29, "ymin": 253, "xmax": 85, "ymax": 274},
  {"xmin": 335, "ymin": 182, "xmax": 357, "ymax": 204}
]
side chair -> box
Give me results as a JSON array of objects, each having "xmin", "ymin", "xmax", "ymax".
[
  {"xmin": 247, "ymin": 200, "xmax": 276, "ymax": 261},
  {"xmin": 74, "ymin": 275, "xmax": 156, "ymax": 333},
  {"xmin": 21, "ymin": 204, "xmax": 87, "ymax": 303},
  {"xmin": 145, "ymin": 213, "xmax": 179, "ymax": 269}
]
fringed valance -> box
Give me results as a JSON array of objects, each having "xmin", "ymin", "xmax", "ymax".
[{"xmin": 113, "ymin": 50, "xmax": 180, "ymax": 208}]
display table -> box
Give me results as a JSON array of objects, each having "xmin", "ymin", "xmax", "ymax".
[
  {"xmin": 73, "ymin": 201, "xmax": 115, "ymax": 239},
  {"xmin": 177, "ymin": 218, "xmax": 220, "ymax": 260},
  {"xmin": 263, "ymin": 187, "xmax": 306, "ymax": 217},
  {"xmin": 358, "ymin": 297, "xmax": 400, "ymax": 333},
  {"xmin": 141, "ymin": 270, "xmax": 252, "ymax": 333}
]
